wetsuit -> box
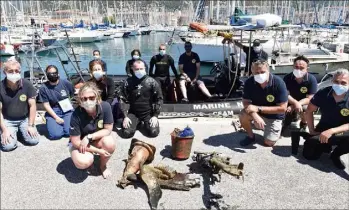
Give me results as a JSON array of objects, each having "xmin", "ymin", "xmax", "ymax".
[
  {"xmin": 119, "ymin": 75, "xmax": 163, "ymax": 138},
  {"xmin": 125, "ymin": 59, "xmax": 149, "ymax": 77},
  {"xmin": 89, "ymin": 76, "xmax": 115, "ymax": 104},
  {"xmin": 149, "ymin": 54, "xmax": 178, "ymax": 101}
]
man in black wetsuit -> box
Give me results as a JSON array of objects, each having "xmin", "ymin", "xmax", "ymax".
[
  {"xmin": 233, "ymin": 39, "xmax": 268, "ymax": 76},
  {"xmin": 119, "ymin": 60, "xmax": 163, "ymax": 138},
  {"xmin": 149, "ymin": 44, "xmax": 179, "ymax": 101}
]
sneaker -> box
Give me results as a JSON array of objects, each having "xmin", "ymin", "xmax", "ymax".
[
  {"xmin": 240, "ymin": 135, "xmax": 256, "ymax": 146},
  {"xmin": 330, "ymin": 153, "xmax": 345, "ymax": 170},
  {"xmin": 299, "ymin": 121, "xmax": 307, "ymax": 132},
  {"xmin": 181, "ymin": 98, "xmax": 189, "ymax": 103}
]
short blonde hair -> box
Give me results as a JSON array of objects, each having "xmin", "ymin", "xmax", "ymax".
[
  {"xmin": 77, "ymin": 82, "xmax": 102, "ymax": 105},
  {"xmin": 3, "ymin": 60, "xmax": 21, "ymax": 71}
]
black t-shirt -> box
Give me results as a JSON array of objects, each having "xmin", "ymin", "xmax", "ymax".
[
  {"xmin": 0, "ymin": 78, "xmax": 37, "ymax": 120},
  {"xmin": 89, "ymin": 76, "xmax": 115, "ymax": 104},
  {"xmin": 243, "ymin": 73, "xmax": 288, "ymax": 120},
  {"xmin": 38, "ymin": 79, "xmax": 74, "ymax": 108},
  {"xmin": 149, "ymin": 54, "xmax": 178, "ymax": 77},
  {"xmin": 243, "ymin": 46, "xmax": 268, "ymax": 74},
  {"xmin": 283, "ymin": 72, "xmax": 317, "ymax": 101},
  {"xmin": 69, "ymin": 101, "xmax": 114, "ymax": 139},
  {"xmin": 311, "ymin": 87, "xmax": 349, "ymax": 130},
  {"xmin": 178, "ymin": 52, "xmax": 200, "ymax": 80}
]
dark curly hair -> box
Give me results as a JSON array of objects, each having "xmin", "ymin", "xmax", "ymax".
[{"xmin": 293, "ymin": 55, "xmax": 309, "ymax": 65}]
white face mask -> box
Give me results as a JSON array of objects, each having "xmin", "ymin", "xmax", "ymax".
[
  {"xmin": 132, "ymin": 55, "xmax": 140, "ymax": 60},
  {"xmin": 93, "ymin": 71, "xmax": 105, "ymax": 80},
  {"xmin": 6, "ymin": 73, "xmax": 21, "ymax": 83},
  {"xmin": 293, "ymin": 69, "xmax": 305, "ymax": 78},
  {"xmin": 253, "ymin": 46, "xmax": 261, "ymax": 53},
  {"xmin": 93, "ymin": 55, "xmax": 100, "ymax": 59},
  {"xmin": 81, "ymin": 100, "xmax": 97, "ymax": 111},
  {"xmin": 332, "ymin": 84, "xmax": 349, "ymax": 96},
  {"xmin": 134, "ymin": 70, "xmax": 146, "ymax": 79},
  {"xmin": 254, "ymin": 72, "xmax": 268, "ymax": 84}
]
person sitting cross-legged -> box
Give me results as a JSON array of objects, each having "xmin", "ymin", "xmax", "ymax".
[{"xmin": 239, "ymin": 59, "xmax": 288, "ymax": 147}]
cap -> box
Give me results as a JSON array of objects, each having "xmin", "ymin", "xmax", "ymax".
[{"xmin": 252, "ymin": 39, "xmax": 261, "ymax": 47}]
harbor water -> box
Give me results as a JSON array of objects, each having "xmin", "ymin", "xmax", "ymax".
[{"xmin": 0, "ymin": 33, "xmax": 213, "ymax": 79}]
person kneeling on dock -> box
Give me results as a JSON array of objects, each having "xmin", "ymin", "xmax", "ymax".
[
  {"xmin": 283, "ymin": 56, "xmax": 317, "ymax": 131},
  {"xmin": 119, "ymin": 60, "xmax": 163, "ymax": 138},
  {"xmin": 292, "ymin": 69, "xmax": 349, "ymax": 169},
  {"xmin": 38, "ymin": 65, "xmax": 74, "ymax": 140},
  {"xmin": 68, "ymin": 82, "xmax": 116, "ymax": 179},
  {"xmin": 0, "ymin": 60, "xmax": 39, "ymax": 151},
  {"xmin": 239, "ymin": 59, "xmax": 288, "ymax": 147}
]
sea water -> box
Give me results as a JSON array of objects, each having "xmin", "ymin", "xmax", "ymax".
[{"xmin": 0, "ymin": 33, "xmax": 213, "ymax": 79}]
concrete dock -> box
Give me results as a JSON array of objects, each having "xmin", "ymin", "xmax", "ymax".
[{"xmin": 1, "ymin": 118, "xmax": 348, "ymax": 209}]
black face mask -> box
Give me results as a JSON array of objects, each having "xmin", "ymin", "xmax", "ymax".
[
  {"xmin": 47, "ymin": 73, "xmax": 59, "ymax": 82},
  {"xmin": 185, "ymin": 47, "xmax": 192, "ymax": 53}
]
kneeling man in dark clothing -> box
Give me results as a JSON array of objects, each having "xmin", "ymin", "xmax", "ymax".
[
  {"xmin": 283, "ymin": 56, "xmax": 317, "ymax": 131},
  {"xmin": 239, "ymin": 59, "xmax": 288, "ymax": 147},
  {"xmin": 297, "ymin": 69, "xmax": 349, "ymax": 169},
  {"xmin": 119, "ymin": 60, "xmax": 163, "ymax": 138}
]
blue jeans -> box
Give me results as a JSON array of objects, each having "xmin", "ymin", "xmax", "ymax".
[
  {"xmin": 0, "ymin": 118, "xmax": 40, "ymax": 152},
  {"xmin": 45, "ymin": 108, "xmax": 73, "ymax": 140}
]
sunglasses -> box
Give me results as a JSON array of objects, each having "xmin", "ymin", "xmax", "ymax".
[{"xmin": 81, "ymin": 96, "xmax": 96, "ymax": 102}]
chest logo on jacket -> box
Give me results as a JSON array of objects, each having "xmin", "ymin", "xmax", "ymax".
[
  {"xmin": 300, "ymin": 87, "xmax": 308, "ymax": 94},
  {"xmin": 192, "ymin": 59, "xmax": 196, "ymax": 63},
  {"xmin": 266, "ymin": 95, "xmax": 275, "ymax": 102},
  {"xmin": 61, "ymin": 90, "xmax": 67, "ymax": 97},
  {"xmin": 19, "ymin": 94, "xmax": 27, "ymax": 102},
  {"xmin": 98, "ymin": 120, "xmax": 103, "ymax": 128},
  {"xmin": 340, "ymin": 108, "xmax": 349, "ymax": 117}
]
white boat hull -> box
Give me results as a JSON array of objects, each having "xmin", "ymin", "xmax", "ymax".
[
  {"xmin": 112, "ymin": 32, "xmax": 124, "ymax": 38},
  {"xmin": 68, "ymin": 36, "xmax": 97, "ymax": 43},
  {"xmin": 0, "ymin": 44, "xmax": 15, "ymax": 56}
]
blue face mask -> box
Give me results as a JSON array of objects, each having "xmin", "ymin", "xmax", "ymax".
[
  {"xmin": 332, "ymin": 84, "xmax": 349, "ymax": 95},
  {"xmin": 132, "ymin": 55, "xmax": 140, "ymax": 60},
  {"xmin": 159, "ymin": 50, "xmax": 166, "ymax": 56}
]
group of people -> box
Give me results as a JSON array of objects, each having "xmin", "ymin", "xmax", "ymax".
[
  {"xmin": 0, "ymin": 42, "xmax": 348, "ymax": 180},
  {"xmin": 239, "ymin": 55, "xmax": 349, "ymax": 169}
]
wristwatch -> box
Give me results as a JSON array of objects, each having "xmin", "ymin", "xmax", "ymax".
[
  {"xmin": 87, "ymin": 134, "xmax": 93, "ymax": 142},
  {"xmin": 28, "ymin": 123, "xmax": 35, "ymax": 127},
  {"xmin": 258, "ymin": 107, "xmax": 262, "ymax": 113}
]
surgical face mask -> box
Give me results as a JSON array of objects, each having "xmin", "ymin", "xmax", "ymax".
[
  {"xmin": 47, "ymin": 72, "xmax": 59, "ymax": 82},
  {"xmin": 132, "ymin": 55, "xmax": 140, "ymax": 60},
  {"xmin": 134, "ymin": 70, "xmax": 146, "ymax": 79},
  {"xmin": 332, "ymin": 84, "xmax": 348, "ymax": 95},
  {"xmin": 254, "ymin": 72, "xmax": 268, "ymax": 84},
  {"xmin": 93, "ymin": 55, "xmax": 100, "ymax": 59},
  {"xmin": 81, "ymin": 100, "xmax": 97, "ymax": 111},
  {"xmin": 93, "ymin": 71, "xmax": 105, "ymax": 80},
  {"xmin": 253, "ymin": 46, "xmax": 261, "ymax": 53},
  {"xmin": 293, "ymin": 69, "xmax": 305, "ymax": 78},
  {"xmin": 6, "ymin": 73, "xmax": 21, "ymax": 83},
  {"xmin": 159, "ymin": 50, "xmax": 166, "ymax": 56}
]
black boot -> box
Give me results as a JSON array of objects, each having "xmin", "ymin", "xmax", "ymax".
[{"xmin": 330, "ymin": 148, "xmax": 346, "ymax": 170}]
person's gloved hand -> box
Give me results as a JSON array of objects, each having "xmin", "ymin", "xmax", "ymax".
[{"xmin": 149, "ymin": 117, "xmax": 159, "ymax": 127}]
